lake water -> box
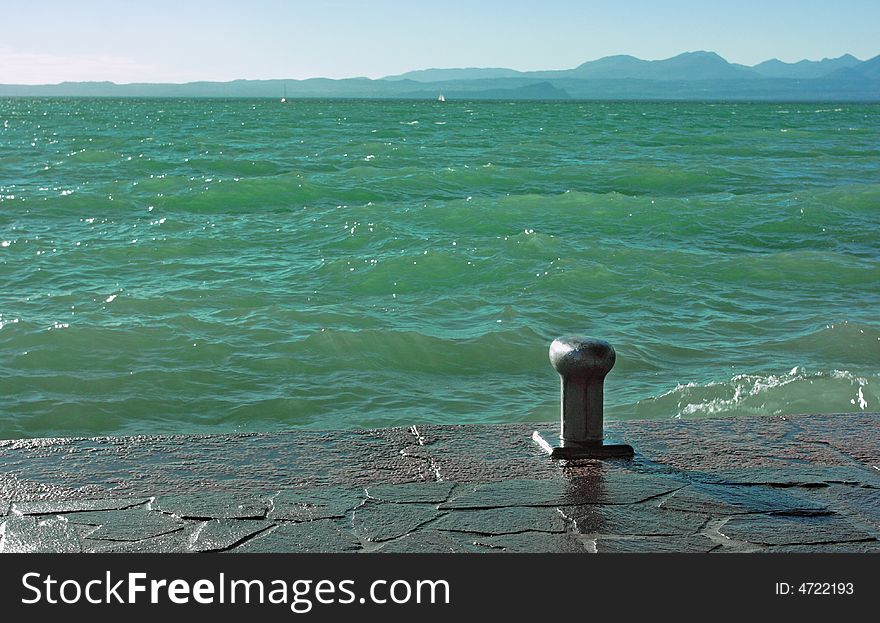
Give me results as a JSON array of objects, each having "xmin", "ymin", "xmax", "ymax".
[{"xmin": 1, "ymin": 98, "xmax": 878, "ymax": 439}]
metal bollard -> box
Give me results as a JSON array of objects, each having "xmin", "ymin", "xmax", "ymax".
[{"xmin": 532, "ymin": 337, "xmax": 634, "ymax": 459}]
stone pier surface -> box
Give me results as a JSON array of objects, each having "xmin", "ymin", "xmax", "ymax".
[{"xmin": 1, "ymin": 413, "xmax": 879, "ymax": 553}]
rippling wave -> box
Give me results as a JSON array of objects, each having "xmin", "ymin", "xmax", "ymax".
[{"xmin": 0, "ymin": 99, "xmax": 878, "ymax": 438}]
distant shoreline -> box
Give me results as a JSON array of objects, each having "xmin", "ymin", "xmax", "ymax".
[{"xmin": 3, "ymin": 95, "xmax": 880, "ymax": 103}]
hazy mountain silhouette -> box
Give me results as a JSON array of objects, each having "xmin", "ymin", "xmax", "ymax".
[
  {"xmin": 387, "ymin": 52, "xmax": 760, "ymax": 82},
  {"xmin": 2, "ymin": 51, "xmax": 878, "ymax": 100},
  {"xmin": 752, "ymin": 54, "xmax": 861, "ymax": 78},
  {"xmin": 555, "ymin": 51, "xmax": 759, "ymax": 80},
  {"xmin": 827, "ymin": 54, "xmax": 880, "ymax": 81},
  {"xmin": 383, "ymin": 67, "xmax": 524, "ymax": 81}
]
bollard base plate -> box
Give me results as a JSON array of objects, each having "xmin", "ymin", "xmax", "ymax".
[{"xmin": 532, "ymin": 431, "xmax": 634, "ymax": 460}]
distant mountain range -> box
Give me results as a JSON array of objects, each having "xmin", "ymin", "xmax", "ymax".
[
  {"xmin": 383, "ymin": 51, "xmax": 869, "ymax": 82},
  {"xmin": 2, "ymin": 51, "xmax": 879, "ymax": 100}
]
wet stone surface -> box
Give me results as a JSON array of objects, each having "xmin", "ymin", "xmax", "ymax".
[
  {"xmin": 366, "ymin": 482, "xmax": 455, "ymax": 504},
  {"xmin": 2, "ymin": 413, "xmax": 879, "ymax": 553},
  {"xmin": 815, "ymin": 485, "xmax": 880, "ymax": 530},
  {"xmin": 1, "ymin": 515, "xmax": 84, "ymax": 553},
  {"xmin": 12, "ymin": 497, "xmax": 148, "ymax": 515},
  {"xmin": 153, "ymin": 492, "xmax": 271, "ymax": 520},
  {"xmin": 376, "ymin": 530, "xmax": 476, "ymax": 554},
  {"xmin": 269, "ymin": 488, "xmax": 364, "ymax": 523},
  {"xmin": 63, "ymin": 507, "xmax": 187, "ymax": 542},
  {"xmin": 473, "ymin": 531, "xmax": 589, "ymax": 553},
  {"xmin": 190, "ymin": 519, "xmax": 273, "ymax": 552},
  {"xmin": 432, "ymin": 506, "xmax": 566, "ymax": 535},
  {"xmin": 352, "ymin": 502, "xmax": 440, "ymax": 542},
  {"xmin": 84, "ymin": 526, "xmax": 197, "ymax": 554},
  {"xmin": 698, "ymin": 466, "xmax": 880, "ymax": 488},
  {"xmin": 231, "ymin": 520, "xmax": 361, "ymax": 553},
  {"xmin": 596, "ymin": 535, "xmax": 718, "ymax": 553},
  {"xmin": 659, "ymin": 483, "xmax": 828, "ymax": 515},
  {"xmin": 791, "ymin": 416, "xmax": 880, "ymax": 467},
  {"xmin": 562, "ymin": 503, "xmax": 709, "ymax": 536},
  {"xmin": 719, "ymin": 513, "xmax": 875, "ymax": 546},
  {"xmin": 765, "ymin": 541, "xmax": 880, "ymax": 553},
  {"xmin": 440, "ymin": 472, "xmax": 684, "ymax": 510}
]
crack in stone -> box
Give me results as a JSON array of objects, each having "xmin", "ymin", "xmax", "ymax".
[
  {"xmin": 264, "ymin": 494, "xmax": 276, "ymax": 519},
  {"xmin": 368, "ymin": 512, "xmax": 449, "ymax": 544},
  {"xmin": 556, "ymin": 506, "xmax": 577, "ymax": 525},
  {"xmin": 350, "ymin": 497, "xmax": 448, "ymax": 543},
  {"xmin": 788, "ymin": 420, "xmax": 873, "ymax": 468},
  {"xmin": 409, "ymin": 425, "xmax": 427, "ymax": 446},
  {"xmin": 439, "ymin": 527, "xmax": 561, "ymax": 538},
  {"xmin": 402, "ymin": 426, "xmax": 443, "ymax": 482},
  {"xmin": 189, "ymin": 521, "xmax": 207, "ymax": 547},
  {"xmin": 227, "ymin": 524, "xmax": 279, "ymax": 551},
  {"xmin": 12, "ymin": 498, "xmax": 152, "ymax": 516},
  {"xmin": 372, "ymin": 529, "xmax": 474, "ymax": 553},
  {"xmin": 768, "ymin": 509, "xmax": 834, "ymax": 517},
  {"xmin": 684, "ymin": 514, "xmax": 712, "ymax": 536},
  {"xmin": 554, "ymin": 506, "xmax": 596, "ymax": 553},
  {"xmin": 87, "ymin": 525, "xmax": 187, "ymax": 544},
  {"xmin": 701, "ymin": 517, "xmax": 750, "ymax": 551},
  {"xmin": 636, "ymin": 484, "xmax": 688, "ymax": 505},
  {"xmin": 201, "ymin": 523, "xmax": 277, "ymax": 553},
  {"xmin": 826, "ymin": 538, "xmax": 879, "ymax": 545},
  {"xmin": 350, "ymin": 496, "xmax": 371, "ymax": 515}
]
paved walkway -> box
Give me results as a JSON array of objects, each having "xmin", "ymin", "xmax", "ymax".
[{"xmin": 1, "ymin": 413, "xmax": 878, "ymax": 553}]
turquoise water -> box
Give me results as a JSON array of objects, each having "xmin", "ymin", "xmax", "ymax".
[{"xmin": 1, "ymin": 98, "xmax": 878, "ymax": 440}]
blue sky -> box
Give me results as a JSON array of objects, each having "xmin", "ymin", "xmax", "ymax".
[{"xmin": 1, "ymin": 0, "xmax": 878, "ymax": 84}]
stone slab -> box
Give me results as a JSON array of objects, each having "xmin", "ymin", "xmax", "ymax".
[
  {"xmin": 473, "ymin": 531, "xmax": 589, "ymax": 553},
  {"xmin": 84, "ymin": 526, "xmax": 198, "ymax": 553},
  {"xmin": 0, "ymin": 515, "xmax": 83, "ymax": 553},
  {"xmin": 719, "ymin": 513, "xmax": 877, "ymax": 546},
  {"xmin": 13, "ymin": 498, "xmax": 149, "ymax": 516},
  {"xmin": 375, "ymin": 530, "xmax": 475, "ymax": 554},
  {"xmin": 64, "ymin": 508, "xmax": 188, "ymax": 541},
  {"xmin": 790, "ymin": 414, "xmax": 880, "ymax": 467},
  {"xmin": 351, "ymin": 502, "xmax": 440, "ymax": 542},
  {"xmin": 269, "ymin": 487, "xmax": 364, "ymax": 522},
  {"xmin": 441, "ymin": 473, "xmax": 684, "ymax": 510},
  {"xmin": 562, "ymin": 504, "xmax": 709, "ymax": 536},
  {"xmin": 614, "ymin": 415, "xmax": 851, "ymax": 470},
  {"xmin": 190, "ymin": 519, "xmax": 273, "ymax": 552},
  {"xmin": 815, "ymin": 485, "xmax": 880, "ymax": 530},
  {"xmin": 432, "ymin": 506, "xmax": 566, "ymax": 535},
  {"xmin": 0, "ymin": 428, "xmax": 422, "ymax": 499},
  {"xmin": 596, "ymin": 535, "xmax": 718, "ymax": 553},
  {"xmin": 154, "ymin": 492, "xmax": 271, "ymax": 520},
  {"xmin": 765, "ymin": 542, "xmax": 880, "ymax": 553},
  {"xmin": 366, "ymin": 482, "xmax": 455, "ymax": 503},
  {"xmin": 231, "ymin": 520, "xmax": 361, "ymax": 553},
  {"xmin": 697, "ymin": 466, "xmax": 880, "ymax": 488},
  {"xmin": 659, "ymin": 483, "xmax": 828, "ymax": 515}
]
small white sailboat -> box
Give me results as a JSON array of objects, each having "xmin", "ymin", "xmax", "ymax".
[
  {"xmin": 437, "ymin": 93, "xmax": 446, "ymax": 102},
  {"xmin": 281, "ymin": 83, "xmax": 288, "ymax": 103}
]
